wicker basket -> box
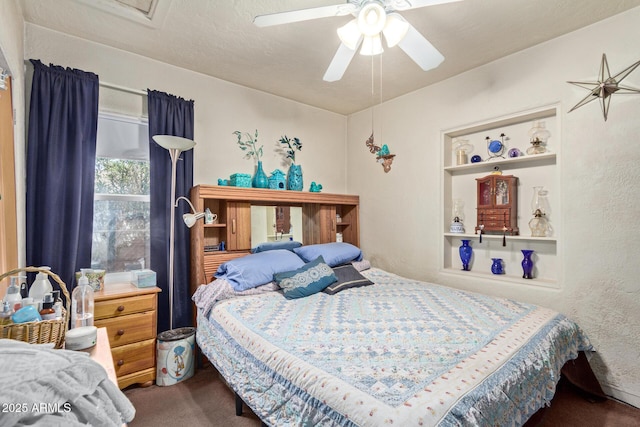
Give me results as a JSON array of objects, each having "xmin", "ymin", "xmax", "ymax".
[{"xmin": 1, "ymin": 267, "xmax": 70, "ymax": 348}]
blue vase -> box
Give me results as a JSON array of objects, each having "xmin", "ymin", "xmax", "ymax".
[
  {"xmin": 287, "ymin": 164, "xmax": 303, "ymax": 191},
  {"xmin": 252, "ymin": 161, "xmax": 269, "ymax": 188},
  {"xmin": 521, "ymin": 250, "xmax": 534, "ymax": 279},
  {"xmin": 491, "ymin": 258, "xmax": 504, "ymax": 274},
  {"xmin": 459, "ymin": 240, "xmax": 472, "ymax": 271}
]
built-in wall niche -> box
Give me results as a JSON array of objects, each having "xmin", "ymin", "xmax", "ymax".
[
  {"xmin": 250, "ymin": 206, "xmax": 303, "ymax": 247},
  {"xmin": 440, "ymin": 105, "xmax": 561, "ymax": 287}
]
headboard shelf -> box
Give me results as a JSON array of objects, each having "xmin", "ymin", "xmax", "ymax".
[
  {"xmin": 194, "ymin": 185, "xmax": 359, "ymax": 205},
  {"xmin": 188, "ymin": 185, "xmax": 360, "ymax": 323}
]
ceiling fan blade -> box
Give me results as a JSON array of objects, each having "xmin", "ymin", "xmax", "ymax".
[
  {"xmin": 323, "ymin": 42, "xmax": 360, "ymax": 82},
  {"xmin": 397, "ymin": 23, "xmax": 444, "ymax": 71},
  {"xmin": 393, "ymin": 0, "xmax": 462, "ymax": 11},
  {"xmin": 254, "ymin": 3, "xmax": 353, "ymax": 27}
]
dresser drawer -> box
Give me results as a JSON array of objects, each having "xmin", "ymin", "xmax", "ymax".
[
  {"xmin": 95, "ymin": 311, "xmax": 156, "ymax": 348},
  {"xmin": 94, "ymin": 293, "xmax": 156, "ymax": 320},
  {"xmin": 112, "ymin": 338, "xmax": 156, "ymax": 378},
  {"xmin": 483, "ymin": 214, "xmax": 508, "ymax": 222}
]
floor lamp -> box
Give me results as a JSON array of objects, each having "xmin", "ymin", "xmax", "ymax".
[{"xmin": 152, "ymin": 135, "xmax": 196, "ymax": 331}]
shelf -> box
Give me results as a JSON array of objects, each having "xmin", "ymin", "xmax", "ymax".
[
  {"xmin": 444, "ymin": 233, "xmax": 557, "ymax": 242},
  {"xmin": 440, "ymin": 267, "xmax": 559, "ymax": 289},
  {"xmin": 445, "ymin": 107, "xmax": 556, "ymax": 139},
  {"xmin": 204, "ymin": 223, "xmax": 226, "ymax": 228},
  {"xmin": 336, "ymin": 222, "xmax": 351, "ymax": 226},
  {"xmin": 444, "ymin": 152, "xmax": 555, "ymax": 174},
  {"xmin": 440, "ymin": 104, "xmax": 561, "ymax": 288}
]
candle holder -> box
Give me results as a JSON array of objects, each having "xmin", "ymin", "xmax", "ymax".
[{"xmin": 452, "ymin": 138, "xmax": 473, "ymax": 165}]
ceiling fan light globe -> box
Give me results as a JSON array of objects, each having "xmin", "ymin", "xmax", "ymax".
[
  {"xmin": 337, "ymin": 19, "xmax": 361, "ymax": 50},
  {"xmin": 357, "ymin": 2, "xmax": 386, "ymax": 37},
  {"xmin": 360, "ymin": 34, "xmax": 384, "ymax": 56},
  {"xmin": 383, "ymin": 13, "xmax": 409, "ymax": 47}
]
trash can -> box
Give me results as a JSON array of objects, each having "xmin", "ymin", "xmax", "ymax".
[{"xmin": 156, "ymin": 327, "xmax": 196, "ymax": 386}]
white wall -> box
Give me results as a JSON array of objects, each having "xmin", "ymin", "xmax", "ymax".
[
  {"xmin": 23, "ymin": 24, "xmax": 348, "ymax": 196},
  {"xmin": 346, "ymin": 7, "xmax": 640, "ymax": 406},
  {"xmin": 0, "ymin": 0, "xmax": 26, "ymax": 267}
]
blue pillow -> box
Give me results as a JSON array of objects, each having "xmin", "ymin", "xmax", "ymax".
[
  {"xmin": 293, "ymin": 242, "xmax": 363, "ymax": 267},
  {"xmin": 215, "ymin": 249, "xmax": 305, "ymax": 292},
  {"xmin": 251, "ymin": 240, "xmax": 302, "ymax": 253},
  {"xmin": 274, "ymin": 256, "xmax": 337, "ymax": 299}
]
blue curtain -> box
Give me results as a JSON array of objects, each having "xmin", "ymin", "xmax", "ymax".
[
  {"xmin": 26, "ymin": 59, "xmax": 99, "ymax": 292},
  {"xmin": 147, "ymin": 90, "xmax": 194, "ymax": 333}
]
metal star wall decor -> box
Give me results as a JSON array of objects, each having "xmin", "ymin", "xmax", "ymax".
[{"xmin": 568, "ymin": 54, "xmax": 640, "ymax": 121}]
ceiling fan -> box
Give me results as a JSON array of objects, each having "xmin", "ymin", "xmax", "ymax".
[{"xmin": 254, "ymin": 0, "xmax": 460, "ymax": 82}]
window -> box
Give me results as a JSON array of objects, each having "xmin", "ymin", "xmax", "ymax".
[{"xmin": 91, "ymin": 113, "xmax": 150, "ymax": 272}]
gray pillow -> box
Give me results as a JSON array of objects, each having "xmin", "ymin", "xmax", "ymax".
[{"xmin": 323, "ymin": 263, "xmax": 373, "ymax": 295}]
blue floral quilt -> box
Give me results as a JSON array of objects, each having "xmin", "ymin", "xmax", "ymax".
[{"xmin": 196, "ymin": 268, "xmax": 592, "ymax": 426}]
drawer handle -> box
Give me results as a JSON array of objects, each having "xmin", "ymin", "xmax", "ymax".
[
  {"xmin": 117, "ymin": 329, "xmax": 125, "ymax": 336},
  {"xmin": 117, "ymin": 305, "xmax": 125, "ymax": 312},
  {"xmin": 117, "ymin": 359, "xmax": 124, "ymax": 366}
]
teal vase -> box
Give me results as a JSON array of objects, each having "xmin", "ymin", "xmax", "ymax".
[
  {"xmin": 252, "ymin": 161, "xmax": 268, "ymax": 188},
  {"xmin": 287, "ymin": 164, "xmax": 303, "ymax": 191}
]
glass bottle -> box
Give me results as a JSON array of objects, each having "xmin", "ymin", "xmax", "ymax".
[
  {"xmin": 71, "ymin": 269, "xmax": 94, "ymax": 328},
  {"xmin": 4, "ymin": 277, "xmax": 23, "ymax": 312},
  {"xmin": 0, "ymin": 301, "xmax": 14, "ymax": 325}
]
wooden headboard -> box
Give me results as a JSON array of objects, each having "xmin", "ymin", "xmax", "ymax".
[{"xmin": 188, "ymin": 185, "xmax": 360, "ymax": 301}]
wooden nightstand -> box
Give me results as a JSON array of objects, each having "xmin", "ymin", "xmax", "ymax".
[{"xmin": 94, "ymin": 283, "xmax": 161, "ymax": 389}]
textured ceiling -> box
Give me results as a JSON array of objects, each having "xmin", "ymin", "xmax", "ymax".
[{"xmin": 19, "ymin": 0, "xmax": 640, "ymax": 115}]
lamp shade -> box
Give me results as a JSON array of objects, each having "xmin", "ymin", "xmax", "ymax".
[
  {"xmin": 360, "ymin": 34, "xmax": 384, "ymax": 56},
  {"xmin": 337, "ymin": 19, "xmax": 361, "ymax": 51},
  {"xmin": 183, "ymin": 212, "xmax": 205, "ymax": 228},
  {"xmin": 382, "ymin": 13, "xmax": 409, "ymax": 48},
  {"xmin": 152, "ymin": 135, "xmax": 196, "ymax": 151},
  {"xmin": 175, "ymin": 196, "xmax": 205, "ymax": 228}
]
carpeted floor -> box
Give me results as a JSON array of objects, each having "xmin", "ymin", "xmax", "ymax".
[{"xmin": 124, "ymin": 365, "xmax": 640, "ymax": 427}]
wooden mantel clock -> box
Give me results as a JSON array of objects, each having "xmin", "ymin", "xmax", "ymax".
[{"xmin": 474, "ymin": 174, "xmax": 519, "ymax": 236}]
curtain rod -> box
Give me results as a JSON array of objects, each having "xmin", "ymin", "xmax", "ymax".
[{"xmin": 100, "ymin": 81, "xmax": 147, "ymax": 96}]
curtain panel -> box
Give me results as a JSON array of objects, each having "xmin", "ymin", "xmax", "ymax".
[
  {"xmin": 147, "ymin": 89, "xmax": 195, "ymax": 333},
  {"xmin": 25, "ymin": 59, "xmax": 99, "ymax": 291}
]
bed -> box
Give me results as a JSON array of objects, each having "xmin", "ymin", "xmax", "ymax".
[{"xmin": 192, "ymin": 243, "xmax": 594, "ymax": 426}]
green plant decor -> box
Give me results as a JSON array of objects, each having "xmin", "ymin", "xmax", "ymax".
[
  {"xmin": 278, "ymin": 135, "xmax": 302, "ymax": 164},
  {"xmin": 234, "ymin": 130, "xmax": 263, "ymax": 161}
]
